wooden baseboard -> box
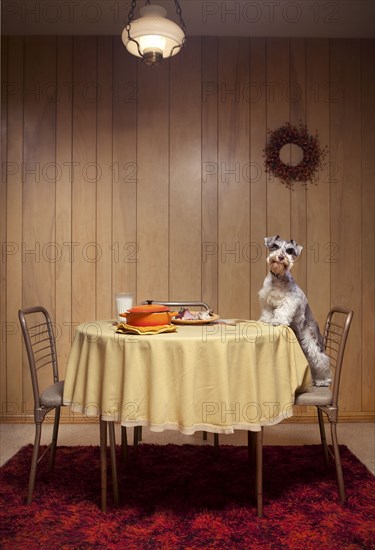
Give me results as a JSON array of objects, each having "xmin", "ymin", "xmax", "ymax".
[
  {"xmin": 283, "ymin": 412, "xmax": 375, "ymax": 423},
  {"xmin": 1, "ymin": 412, "xmax": 374, "ymax": 424}
]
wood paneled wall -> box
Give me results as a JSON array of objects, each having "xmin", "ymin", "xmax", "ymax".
[{"xmin": 1, "ymin": 36, "xmax": 374, "ymax": 422}]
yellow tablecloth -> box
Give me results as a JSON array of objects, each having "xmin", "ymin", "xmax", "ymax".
[{"xmin": 63, "ymin": 320, "xmax": 312, "ymax": 434}]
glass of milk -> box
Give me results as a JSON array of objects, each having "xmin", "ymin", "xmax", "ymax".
[{"xmin": 115, "ymin": 292, "xmax": 133, "ymax": 322}]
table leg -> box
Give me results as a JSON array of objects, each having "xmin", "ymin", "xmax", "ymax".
[
  {"xmin": 121, "ymin": 426, "xmax": 128, "ymax": 462},
  {"xmin": 99, "ymin": 418, "xmax": 107, "ymax": 512},
  {"xmin": 214, "ymin": 433, "xmax": 219, "ymax": 456},
  {"xmin": 133, "ymin": 426, "xmax": 142, "ymax": 457},
  {"xmin": 133, "ymin": 426, "xmax": 140, "ymax": 447},
  {"xmin": 255, "ymin": 428, "xmax": 263, "ymax": 518},
  {"xmin": 248, "ymin": 431, "xmax": 256, "ymax": 463},
  {"xmin": 108, "ymin": 421, "xmax": 119, "ymax": 505}
]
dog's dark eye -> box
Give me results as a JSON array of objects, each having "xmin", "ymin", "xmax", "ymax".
[
  {"xmin": 286, "ymin": 247, "xmax": 295, "ymax": 255},
  {"xmin": 271, "ymin": 244, "xmax": 279, "ymax": 250}
]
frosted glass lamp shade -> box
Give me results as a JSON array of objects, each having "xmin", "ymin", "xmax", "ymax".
[{"xmin": 122, "ymin": 4, "xmax": 185, "ymax": 65}]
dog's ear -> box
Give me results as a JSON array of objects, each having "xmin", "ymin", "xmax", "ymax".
[
  {"xmin": 290, "ymin": 239, "xmax": 303, "ymax": 256},
  {"xmin": 264, "ymin": 235, "xmax": 279, "ymax": 249},
  {"xmin": 295, "ymin": 244, "xmax": 303, "ymax": 256}
]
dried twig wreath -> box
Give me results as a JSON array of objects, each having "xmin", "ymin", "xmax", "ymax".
[{"xmin": 264, "ymin": 121, "xmax": 327, "ymax": 188}]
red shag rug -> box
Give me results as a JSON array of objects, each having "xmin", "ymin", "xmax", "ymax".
[{"xmin": 1, "ymin": 444, "xmax": 374, "ymax": 549}]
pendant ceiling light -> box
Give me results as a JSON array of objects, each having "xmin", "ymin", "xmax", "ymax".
[{"xmin": 122, "ymin": 0, "xmax": 187, "ymax": 67}]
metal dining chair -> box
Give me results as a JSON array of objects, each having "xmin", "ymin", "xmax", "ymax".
[
  {"xmin": 18, "ymin": 306, "xmax": 65, "ymax": 504},
  {"xmin": 120, "ymin": 300, "xmax": 219, "ymax": 454},
  {"xmin": 252, "ymin": 306, "xmax": 354, "ymax": 517},
  {"xmin": 19, "ymin": 306, "xmax": 119, "ymax": 511}
]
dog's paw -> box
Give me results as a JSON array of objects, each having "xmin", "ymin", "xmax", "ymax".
[
  {"xmin": 259, "ymin": 315, "xmax": 271, "ymax": 323},
  {"xmin": 314, "ymin": 378, "xmax": 332, "ymax": 387},
  {"xmin": 259, "ymin": 318, "xmax": 281, "ymax": 326}
]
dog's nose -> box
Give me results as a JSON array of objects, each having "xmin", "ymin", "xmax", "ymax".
[{"xmin": 278, "ymin": 255, "xmax": 284, "ymax": 261}]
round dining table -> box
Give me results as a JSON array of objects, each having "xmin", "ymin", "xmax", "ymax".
[
  {"xmin": 63, "ymin": 319, "xmax": 312, "ymax": 433},
  {"xmin": 63, "ymin": 318, "xmax": 312, "ymax": 512}
]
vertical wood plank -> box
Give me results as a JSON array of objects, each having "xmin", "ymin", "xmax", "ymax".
[
  {"xmin": 306, "ymin": 39, "xmax": 331, "ymax": 329},
  {"xmin": 201, "ymin": 37, "xmax": 219, "ymax": 313},
  {"xmin": 330, "ymin": 39, "xmax": 362, "ymax": 412},
  {"xmin": 289, "ymin": 38, "xmax": 308, "ymax": 419},
  {"xmin": 137, "ymin": 61, "xmax": 169, "ymax": 302},
  {"xmin": 55, "ymin": 36, "xmax": 73, "ymax": 383},
  {"xmin": 0, "ymin": 37, "xmax": 9, "ymax": 414},
  {"xmin": 112, "ymin": 39, "xmax": 138, "ymax": 308},
  {"xmin": 266, "ymin": 38, "xmax": 291, "ymax": 238},
  {"xmin": 289, "ymin": 38, "xmax": 307, "ymax": 291},
  {"xmin": 96, "ymin": 37, "xmax": 113, "ymax": 319},
  {"xmin": 4, "ymin": 37, "xmax": 23, "ymax": 419},
  {"xmin": 72, "ymin": 37, "xmax": 97, "ymax": 323},
  {"xmin": 289, "ymin": 37, "xmax": 308, "ymax": 419},
  {"xmin": 303, "ymin": 39, "xmax": 331, "ymax": 423},
  {"xmin": 169, "ymin": 38, "xmax": 202, "ymax": 301},
  {"xmin": 250, "ymin": 38, "xmax": 267, "ymax": 319},
  {"xmin": 361, "ymin": 40, "xmax": 375, "ymax": 412},
  {"xmin": 23, "ymin": 37, "xmax": 56, "ymax": 310},
  {"xmin": 295, "ymin": 38, "xmax": 329, "ymax": 419},
  {"xmin": 23, "ymin": 36, "xmax": 56, "ymax": 410},
  {"xmin": 218, "ymin": 38, "xmax": 250, "ymax": 318}
]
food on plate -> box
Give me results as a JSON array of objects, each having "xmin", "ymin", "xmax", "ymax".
[{"xmin": 174, "ymin": 308, "xmax": 212, "ymax": 321}]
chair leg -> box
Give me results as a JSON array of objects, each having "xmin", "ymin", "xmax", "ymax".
[
  {"xmin": 255, "ymin": 429, "xmax": 263, "ymax": 518},
  {"xmin": 330, "ymin": 421, "xmax": 345, "ymax": 503},
  {"xmin": 108, "ymin": 421, "xmax": 119, "ymax": 505},
  {"xmin": 49, "ymin": 407, "xmax": 61, "ymax": 471},
  {"xmin": 317, "ymin": 408, "xmax": 329, "ymax": 464},
  {"xmin": 99, "ymin": 419, "xmax": 108, "ymax": 512},
  {"xmin": 121, "ymin": 426, "xmax": 128, "ymax": 461},
  {"xmin": 202, "ymin": 432, "xmax": 219, "ymax": 448},
  {"xmin": 27, "ymin": 422, "xmax": 42, "ymax": 504}
]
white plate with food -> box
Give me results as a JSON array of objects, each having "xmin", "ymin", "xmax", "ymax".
[{"xmin": 171, "ymin": 308, "xmax": 220, "ymax": 325}]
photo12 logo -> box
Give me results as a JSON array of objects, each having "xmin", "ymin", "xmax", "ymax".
[
  {"xmin": 1, "ymin": 1, "xmax": 134, "ymax": 26},
  {"xmin": 2, "ymin": 161, "xmax": 138, "ymax": 184},
  {"xmin": 201, "ymin": 400, "xmax": 294, "ymax": 424},
  {"xmin": 201, "ymin": 1, "xmax": 340, "ymax": 25},
  {"xmin": 1, "ymin": 240, "xmax": 139, "ymax": 264}
]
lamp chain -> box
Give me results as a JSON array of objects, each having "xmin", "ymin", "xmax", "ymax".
[
  {"xmin": 174, "ymin": 0, "xmax": 187, "ymax": 36},
  {"xmin": 126, "ymin": 0, "xmax": 138, "ymax": 28},
  {"xmin": 127, "ymin": 0, "xmax": 186, "ymax": 36}
]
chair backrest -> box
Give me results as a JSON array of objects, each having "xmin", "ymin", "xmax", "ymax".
[
  {"xmin": 141, "ymin": 300, "xmax": 212, "ymax": 312},
  {"xmin": 323, "ymin": 307, "xmax": 354, "ymax": 405},
  {"xmin": 18, "ymin": 306, "xmax": 59, "ymax": 409}
]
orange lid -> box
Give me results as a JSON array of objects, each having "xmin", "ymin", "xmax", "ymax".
[{"xmin": 127, "ymin": 304, "xmax": 171, "ymax": 314}]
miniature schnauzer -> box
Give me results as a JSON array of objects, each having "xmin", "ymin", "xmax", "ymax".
[{"xmin": 259, "ymin": 235, "xmax": 331, "ymax": 387}]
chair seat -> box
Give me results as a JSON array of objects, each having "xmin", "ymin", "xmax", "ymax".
[
  {"xmin": 40, "ymin": 381, "xmax": 64, "ymax": 407},
  {"xmin": 295, "ymin": 386, "xmax": 332, "ymax": 406}
]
